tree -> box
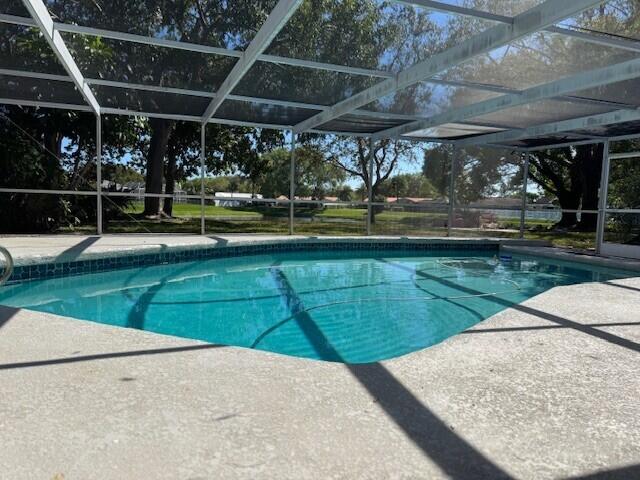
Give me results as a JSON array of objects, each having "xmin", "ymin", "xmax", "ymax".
[
  {"xmin": 0, "ymin": 106, "xmax": 137, "ymax": 232},
  {"xmin": 56, "ymin": 0, "xmax": 283, "ymax": 217},
  {"xmin": 317, "ymin": 137, "xmax": 417, "ymax": 197},
  {"xmin": 334, "ymin": 185, "xmax": 354, "ymax": 201},
  {"xmin": 528, "ymin": 144, "xmax": 604, "ymax": 229},
  {"xmin": 258, "ymin": 146, "xmax": 346, "ymax": 199},
  {"xmin": 423, "ymin": 144, "xmax": 521, "ymax": 204},
  {"xmin": 377, "ymin": 173, "xmax": 438, "ymax": 199}
]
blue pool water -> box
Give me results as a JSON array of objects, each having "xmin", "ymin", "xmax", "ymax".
[{"xmin": 0, "ymin": 249, "xmax": 632, "ymax": 363}]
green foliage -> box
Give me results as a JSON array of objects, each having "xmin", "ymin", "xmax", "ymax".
[
  {"xmin": 377, "ymin": 173, "xmax": 438, "ymax": 199},
  {"xmin": 423, "ymin": 145, "xmax": 521, "ymax": 204}
]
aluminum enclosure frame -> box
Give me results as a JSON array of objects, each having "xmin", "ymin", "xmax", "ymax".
[{"xmin": 0, "ymin": 0, "xmax": 639, "ymax": 258}]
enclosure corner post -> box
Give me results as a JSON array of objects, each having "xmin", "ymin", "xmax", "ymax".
[
  {"xmin": 96, "ymin": 114, "xmax": 102, "ymax": 236},
  {"xmin": 520, "ymin": 152, "xmax": 530, "ymax": 239},
  {"xmin": 596, "ymin": 140, "xmax": 611, "ymax": 255},
  {"xmin": 367, "ymin": 137, "xmax": 374, "ymax": 236},
  {"xmin": 289, "ymin": 132, "xmax": 296, "ymax": 236},
  {"xmin": 447, "ymin": 146, "xmax": 457, "ymax": 238},
  {"xmin": 200, "ymin": 124, "xmax": 206, "ymax": 236}
]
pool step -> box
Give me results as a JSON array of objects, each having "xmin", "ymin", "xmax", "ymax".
[{"xmin": 0, "ymin": 246, "xmax": 14, "ymax": 286}]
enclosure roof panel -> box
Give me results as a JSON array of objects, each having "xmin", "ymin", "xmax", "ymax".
[
  {"xmin": 41, "ymin": 0, "xmax": 280, "ymax": 50},
  {"xmin": 1, "ymin": 0, "xmax": 640, "ymax": 148}
]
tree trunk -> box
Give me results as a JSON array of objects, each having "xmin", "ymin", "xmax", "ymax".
[
  {"xmin": 576, "ymin": 143, "xmax": 603, "ymax": 231},
  {"xmin": 555, "ymin": 197, "xmax": 579, "ymax": 228},
  {"xmin": 370, "ymin": 184, "xmax": 382, "ymax": 225},
  {"xmin": 143, "ymin": 118, "xmax": 173, "ymax": 216},
  {"xmin": 43, "ymin": 128, "xmax": 63, "ymax": 187},
  {"xmin": 555, "ymin": 159, "xmax": 583, "ymax": 229},
  {"xmin": 163, "ymin": 151, "xmax": 177, "ymax": 216}
]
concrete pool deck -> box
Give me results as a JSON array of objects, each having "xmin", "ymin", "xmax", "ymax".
[{"xmin": 0, "ymin": 235, "xmax": 639, "ymax": 478}]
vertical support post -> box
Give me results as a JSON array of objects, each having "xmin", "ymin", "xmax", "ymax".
[
  {"xmin": 367, "ymin": 137, "xmax": 374, "ymax": 236},
  {"xmin": 96, "ymin": 114, "xmax": 102, "ymax": 235},
  {"xmin": 289, "ymin": 132, "xmax": 296, "ymax": 235},
  {"xmin": 200, "ymin": 124, "xmax": 206, "ymax": 236},
  {"xmin": 447, "ymin": 146, "xmax": 457, "ymax": 237},
  {"xmin": 520, "ymin": 152, "xmax": 530, "ymax": 239},
  {"xmin": 596, "ymin": 140, "xmax": 611, "ymax": 255}
]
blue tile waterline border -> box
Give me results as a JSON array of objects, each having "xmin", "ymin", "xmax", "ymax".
[{"xmin": 5, "ymin": 241, "xmax": 498, "ymax": 285}]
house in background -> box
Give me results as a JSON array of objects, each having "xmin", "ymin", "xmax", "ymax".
[{"xmin": 214, "ymin": 192, "xmax": 263, "ymax": 207}]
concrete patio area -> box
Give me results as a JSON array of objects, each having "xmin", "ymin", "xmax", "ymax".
[{"xmin": 0, "ymin": 258, "xmax": 639, "ymax": 478}]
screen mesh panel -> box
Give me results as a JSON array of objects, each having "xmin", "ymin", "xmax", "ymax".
[
  {"xmin": 0, "ymin": 24, "xmax": 68, "ymax": 75},
  {"xmin": 316, "ymin": 114, "xmax": 409, "ymax": 134},
  {"xmin": 402, "ymin": 123, "xmax": 504, "ymax": 139},
  {"xmin": 573, "ymin": 78, "xmax": 640, "ymax": 107},
  {"xmin": 62, "ymin": 34, "xmax": 237, "ymax": 92},
  {"xmin": 232, "ymin": 61, "xmax": 382, "ymax": 106},
  {"xmin": 570, "ymin": 120, "xmax": 640, "ymax": 138},
  {"xmin": 213, "ymin": 99, "xmax": 321, "ymax": 126},
  {"xmin": 265, "ymin": 0, "xmax": 495, "ymax": 73},
  {"xmin": 499, "ymin": 134, "xmax": 593, "ymax": 148},
  {"xmin": 558, "ymin": 0, "xmax": 640, "ymax": 42},
  {"xmin": 361, "ymin": 81, "xmax": 503, "ymax": 117},
  {"xmin": 437, "ymin": 31, "xmax": 640, "ymax": 90},
  {"xmin": 42, "ymin": 0, "xmax": 279, "ymax": 50},
  {"xmin": 0, "ymin": 74, "xmax": 84, "ymax": 105},
  {"xmin": 468, "ymin": 99, "xmax": 616, "ymax": 129},
  {"xmin": 92, "ymin": 85, "xmax": 211, "ymax": 116},
  {"xmin": 438, "ymin": 0, "xmax": 544, "ymax": 16},
  {"xmin": 0, "ymin": 0, "xmax": 29, "ymax": 16}
]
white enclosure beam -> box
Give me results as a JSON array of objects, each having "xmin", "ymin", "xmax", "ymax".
[
  {"xmin": 367, "ymin": 138, "xmax": 375, "ymax": 236},
  {"xmin": 18, "ymin": 2, "xmax": 100, "ymax": 114},
  {"xmin": 200, "ymin": 125, "xmax": 206, "ymax": 235},
  {"xmin": 455, "ymin": 108, "xmax": 640, "ymax": 147},
  {"xmin": 447, "ymin": 146, "xmax": 457, "ymax": 237},
  {"xmin": 373, "ymin": 56, "xmax": 640, "ymax": 141},
  {"xmin": 96, "ymin": 114, "xmax": 102, "ymax": 235},
  {"xmin": 520, "ymin": 153, "xmax": 530, "ymax": 239},
  {"xmin": 289, "ymin": 133, "xmax": 296, "ymax": 235},
  {"xmin": 292, "ymin": 0, "xmax": 607, "ymax": 134},
  {"xmin": 596, "ymin": 140, "xmax": 611, "ymax": 254},
  {"xmin": 201, "ymin": 0, "xmax": 303, "ymax": 123}
]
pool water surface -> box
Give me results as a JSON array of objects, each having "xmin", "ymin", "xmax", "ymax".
[{"xmin": 0, "ymin": 248, "xmax": 631, "ymax": 363}]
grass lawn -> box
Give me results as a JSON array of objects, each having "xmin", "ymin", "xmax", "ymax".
[
  {"xmin": 126, "ymin": 202, "xmax": 262, "ymax": 218},
  {"xmin": 94, "ymin": 202, "xmax": 598, "ymax": 249}
]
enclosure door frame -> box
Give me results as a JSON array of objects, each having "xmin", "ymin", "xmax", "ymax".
[{"xmin": 598, "ymin": 148, "xmax": 640, "ymax": 260}]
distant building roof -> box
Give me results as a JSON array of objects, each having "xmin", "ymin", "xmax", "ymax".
[
  {"xmin": 385, "ymin": 197, "xmax": 435, "ymax": 204},
  {"xmin": 215, "ymin": 192, "xmax": 263, "ymax": 199}
]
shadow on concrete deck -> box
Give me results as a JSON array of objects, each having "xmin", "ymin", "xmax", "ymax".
[
  {"xmin": 0, "ymin": 343, "xmax": 224, "ymax": 370},
  {"xmin": 565, "ymin": 463, "xmax": 640, "ymax": 479},
  {"xmin": 268, "ymin": 264, "xmax": 514, "ymax": 479}
]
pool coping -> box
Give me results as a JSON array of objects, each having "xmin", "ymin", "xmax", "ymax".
[{"xmin": 2, "ymin": 236, "xmax": 551, "ymax": 284}]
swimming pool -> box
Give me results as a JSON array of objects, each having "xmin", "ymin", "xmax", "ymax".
[{"xmin": 0, "ymin": 247, "xmax": 632, "ymax": 363}]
